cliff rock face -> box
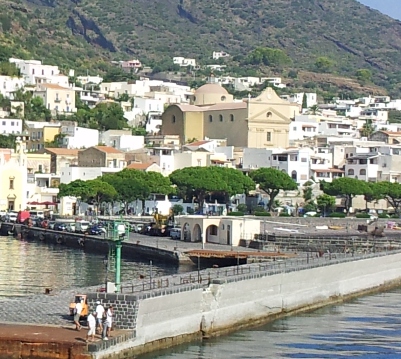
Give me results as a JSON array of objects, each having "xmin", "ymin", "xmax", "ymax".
[{"xmin": 1, "ymin": 0, "xmax": 401, "ymax": 90}]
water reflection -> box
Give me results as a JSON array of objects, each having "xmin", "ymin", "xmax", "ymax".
[{"xmin": 0, "ymin": 237, "xmax": 183, "ymax": 297}]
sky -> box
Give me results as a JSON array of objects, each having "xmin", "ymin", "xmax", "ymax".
[{"xmin": 358, "ymin": 0, "xmax": 401, "ymax": 20}]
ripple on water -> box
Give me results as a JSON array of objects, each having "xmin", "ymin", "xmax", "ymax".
[{"xmin": 0, "ymin": 236, "xmax": 179, "ymax": 297}]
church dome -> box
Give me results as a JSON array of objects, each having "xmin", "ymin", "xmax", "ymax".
[{"xmin": 194, "ymin": 83, "xmax": 228, "ymax": 95}]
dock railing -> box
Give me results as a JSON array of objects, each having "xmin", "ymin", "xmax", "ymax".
[{"xmin": 119, "ymin": 248, "xmax": 401, "ymax": 295}]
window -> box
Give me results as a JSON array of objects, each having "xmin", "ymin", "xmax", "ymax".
[
  {"xmin": 9, "ymin": 179, "xmax": 14, "ymax": 190},
  {"xmin": 41, "ymin": 69, "xmax": 44, "ymax": 75},
  {"xmin": 172, "ymin": 115, "xmax": 176, "ymax": 123},
  {"xmin": 360, "ymin": 169, "xmax": 366, "ymax": 176},
  {"xmin": 293, "ymin": 126, "xmax": 297, "ymax": 131},
  {"xmin": 230, "ymin": 114, "xmax": 234, "ymax": 122},
  {"xmin": 1, "ymin": 121, "xmax": 5, "ymax": 126},
  {"xmin": 32, "ymin": 69, "xmax": 35, "ymax": 75},
  {"xmin": 266, "ymin": 132, "xmax": 271, "ymax": 141},
  {"xmin": 221, "ymin": 96, "xmax": 226, "ymax": 101},
  {"xmin": 209, "ymin": 115, "xmax": 213, "ymax": 122},
  {"xmin": 219, "ymin": 114, "xmax": 223, "ymax": 122},
  {"xmin": 67, "ymin": 94, "xmax": 70, "ymax": 98},
  {"xmin": 301, "ymin": 158, "xmax": 307, "ymax": 162},
  {"xmin": 197, "ymin": 159, "xmax": 202, "ymax": 166},
  {"xmin": 266, "ymin": 112, "xmax": 272, "ymax": 118},
  {"xmin": 11, "ymin": 122, "xmax": 14, "ymax": 126},
  {"xmin": 348, "ymin": 169, "xmax": 354, "ymax": 175}
]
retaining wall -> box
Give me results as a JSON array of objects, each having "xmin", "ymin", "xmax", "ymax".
[
  {"xmin": 19, "ymin": 226, "xmax": 181, "ymax": 264},
  {"xmin": 89, "ymin": 251, "xmax": 401, "ymax": 358}
]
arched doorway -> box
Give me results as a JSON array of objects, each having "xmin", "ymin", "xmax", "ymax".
[
  {"xmin": 206, "ymin": 224, "xmax": 218, "ymax": 243},
  {"xmin": 193, "ymin": 224, "xmax": 202, "ymax": 242},
  {"xmin": 291, "ymin": 170, "xmax": 297, "ymax": 181},
  {"xmin": 183, "ymin": 223, "xmax": 191, "ymax": 242}
]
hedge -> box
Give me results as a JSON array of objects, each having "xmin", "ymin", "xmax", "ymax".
[
  {"xmin": 355, "ymin": 213, "xmax": 370, "ymax": 218},
  {"xmin": 328, "ymin": 212, "xmax": 346, "ymax": 218},
  {"xmin": 227, "ymin": 211, "xmax": 244, "ymax": 216},
  {"xmin": 279, "ymin": 212, "xmax": 291, "ymax": 217},
  {"xmin": 254, "ymin": 212, "xmax": 272, "ymax": 217}
]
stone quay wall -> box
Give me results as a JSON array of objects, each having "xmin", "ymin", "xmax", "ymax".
[
  {"xmin": 86, "ymin": 251, "xmax": 401, "ymax": 358},
  {"xmin": 18, "ymin": 226, "xmax": 181, "ymax": 264}
]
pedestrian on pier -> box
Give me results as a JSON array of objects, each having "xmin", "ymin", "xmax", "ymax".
[
  {"xmin": 95, "ymin": 300, "xmax": 105, "ymax": 334},
  {"xmin": 73, "ymin": 299, "xmax": 83, "ymax": 330},
  {"xmin": 86, "ymin": 312, "xmax": 97, "ymax": 342},
  {"xmin": 102, "ymin": 305, "xmax": 113, "ymax": 340}
]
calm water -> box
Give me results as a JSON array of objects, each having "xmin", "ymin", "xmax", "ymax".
[
  {"xmin": 3, "ymin": 236, "xmax": 401, "ymax": 358},
  {"xmin": 0, "ymin": 236, "xmax": 186, "ymax": 297},
  {"xmin": 138, "ymin": 288, "xmax": 401, "ymax": 359}
]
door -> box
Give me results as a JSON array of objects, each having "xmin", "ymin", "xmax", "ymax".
[{"xmin": 227, "ymin": 225, "xmax": 231, "ymax": 245}]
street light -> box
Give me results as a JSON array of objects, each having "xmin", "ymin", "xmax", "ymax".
[{"xmin": 103, "ymin": 255, "xmax": 108, "ymax": 292}]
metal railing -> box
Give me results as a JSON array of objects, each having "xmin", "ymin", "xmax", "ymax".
[{"xmin": 119, "ymin": 249, "xmax": 401, "ymax": 295}]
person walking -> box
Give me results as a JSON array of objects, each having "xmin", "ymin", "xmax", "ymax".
[
  {"xmin": 102, "ymin": 305, "xmax": 113, "ymax": 340},
  {"xmin": 86, "ymin": 312, "xmax": 97, "ymax": 342},
  {"xmin": 73, "ymin": 299, "xmax": 83, "ymax": 330},
  {"xmin": 95, "ymin": 300, "xmax": 105, "ymax": 334}
]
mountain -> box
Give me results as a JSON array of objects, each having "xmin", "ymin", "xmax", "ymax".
[{"xmin": 1, "ymin": 0, "xmax": 401, "ymax": 94}]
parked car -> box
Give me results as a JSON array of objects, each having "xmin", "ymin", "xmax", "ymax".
[
  {"xmin": 54, "ymin": 223, "xmax": 67, "ymax": 231},
  {"xmin": 75, "ymin": 221, "xmax": 90, "ymax": 234},
  {"xmin": 88, "ymin": 226, "xmax": 105, "ymax": 235},
  {"xmin": 6, "ymin": 212, "xmax": 18, "ymax": 223}
]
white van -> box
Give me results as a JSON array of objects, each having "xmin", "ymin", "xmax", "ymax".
[
  {"xmin": 29, "ymin": 210, "xmax": 45, "ymax": 219},
  {"xmin": 169, "ymin": 227, "xmax": 181, "ymax": 240},
  {"xmin": 75, "ymin": 221, "xmax": 90, "ymax": 234}
]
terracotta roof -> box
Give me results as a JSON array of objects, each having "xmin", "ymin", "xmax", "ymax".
[
  {"xmin": 207, "ymin": 102, "xmax": 247, "ymax": 111},
  {"xmin": 380, "ymin": 131, "xmax": 401, "ymax": 136},
  {"xmin": 127, "ymin": 162, "xmax": 153, "ymax": 170},
  {"xmin": 45, "ymin": 148, "xmax": 80, "ymax": 156},
  {"xmin": 185, "ymin": 140, "xmax": 211, "ymax": 147},
  {"xmin": 312, "ymin": 168, "xmax": 344, "ymax": 173},
  {"xmin": 93, "ymin": 146, "xmax": 123, "ymax": 154},
  {"xmin": 302, "ymin": 124, "xmax": 317, "ymax": 128},
  {"xmin": 174, "ymin": 104, "xmax": 205, "ymax": 112},
  {"xmin": 39, "ymin": 84, "xmax": 71, "ymax": 90}
]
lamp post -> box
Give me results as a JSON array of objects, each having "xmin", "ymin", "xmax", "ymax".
[{"xmin": 103, "ymin": 255, "xmax": 108, "ymax": 292}]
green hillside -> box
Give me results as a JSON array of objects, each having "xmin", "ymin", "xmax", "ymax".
[{"xmin": 1, "ymin": 0, "xmax": 401, "ymax": 93}]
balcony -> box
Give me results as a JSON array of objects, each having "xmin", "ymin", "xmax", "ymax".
[{"xmin": 54, "ymin": 98, "xmax": 61, "ymax": 103}]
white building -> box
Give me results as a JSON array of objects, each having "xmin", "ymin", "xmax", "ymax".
[
  {"xmin": 145, "ymin": 112, "xmax": 163, "ymax": 134},
  {"xmin": 76, "ymin": 75, "xmax": 103, "ymax": 86},
  {"xmin": 243, "ymin": 148, "xmax": 311, "ymax": 184},
  {"xmin": 0, "ymin": 75, "xmax": 24, "ymax": 98},
  {"xmin": 10, "ymin": 58, "xmax": 60, "ymax": 85},
  {"xmin": 60, "ymin": 166, "xmax": 122, "ymax": 184},
  {"xmin": 212, "ymin": 51, "xmax": 230, "ymax": 60},
  {"xmin": 283, "ymin": 93, "xmax": 317, "ymax": 108},
  {"xmin": 60, "ymin": 124, "xmax": 99, "ymax": 149},
  {"xmin": 173, "ymin": 57, "xmax": 196, "ymax": 67},
  {"xmin": 133, "ymin": 97, "xmax": 164, "ymax": 114},
  {"xmin": 0, "ymin": 118, "xmax": 23, "ymax": 135}
]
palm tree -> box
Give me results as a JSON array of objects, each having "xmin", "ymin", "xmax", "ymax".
[{"xmin": 308, "ymin": 104, "xmax": 320, "ymax": 115}]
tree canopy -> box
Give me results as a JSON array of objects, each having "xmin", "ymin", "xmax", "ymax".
[
  {"xmin": 321, "ymin": 177, "xmax": 370, "ymax": 213},
  {"xmin": 249, "ymin": 168, "xmax": 297, "ymax": 211},
  {"xmin": 245, "ymin": 47, "xmax": 291, "ymax": 68}
]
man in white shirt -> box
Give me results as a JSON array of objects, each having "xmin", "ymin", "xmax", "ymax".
[
  {"xmin": 86, "ymin": 312, "xmax": 97, "ymax": 342},
  {"xmin": 102, "ymin": 305, "xmax": 113, "ymax": 340},
  {"xmin": 95, "ymin": 301, "xmax": 105, "ymax": 334},
  {"xmin": 74, "ymin": 300, "xmax": 83, "ymax": 330}
]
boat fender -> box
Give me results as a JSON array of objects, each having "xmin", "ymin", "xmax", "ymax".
[
  {"xmin": 7, "ymin": 231, "xmax": 13, "ymax": 236},
  {"xmin": 56, "ymin": 236, "xmax": 63, "ymax": 244},
  {"xmin": 39, "ymin": 233, "xmax": 45, "ymax": 241},
  {"xmin": 78, "ymin": 238, "xmax": 85, "ymax": 247}
]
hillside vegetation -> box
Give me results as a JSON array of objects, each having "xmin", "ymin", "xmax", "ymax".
[{"xmin": 1, "ymin": 0, "xmax": 401, "ymax": 94}]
